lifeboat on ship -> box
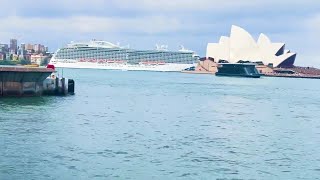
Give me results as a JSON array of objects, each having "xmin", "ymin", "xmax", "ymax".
[
  {"xmin": 98, "ymin": 60, "xmax": 106, "ymax": 64},
  {"xmin": 140, "ymin": 61, "xmax": 159, "ymax": 65},
  {"xmin": 139, "ymin": 61, "xmax": 149, "ymax": 65},
  {"xmin": 157, "ymin": 61, "xmax": 166, "ymax": 65},
  {"xmin": 107, "ymin": 60, "xmax": 115, "ymax": 63},
  {"xmin": 114, "ymin": 60, "xmax": 126, "ymax": 64},
  {"xmin": 150, "ymin": 62, "xmax": 158, "ymax": 65}
]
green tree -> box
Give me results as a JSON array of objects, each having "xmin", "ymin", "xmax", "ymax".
[
  {"xmin": 41, "ymin": 55, "xmax": 52, "ymax": 66},
  {"xmin": 19, "ymin": 59, "xmax": 31, "ymax": 65},
  {"xmin": 0, "ymin": 60, "xmax": 16, "ymax": 65}
]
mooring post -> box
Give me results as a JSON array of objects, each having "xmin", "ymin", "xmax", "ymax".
[
  {"xmin": 55, "ymin": 77, "xmax": 59, "ymax": 95},
  {"xmin": 61, "ymin": 78, "xmax": 66, "ymax": 95}
]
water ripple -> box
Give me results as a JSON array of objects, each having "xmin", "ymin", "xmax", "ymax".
[{"xmin": 1, "ymin": 70, "xmax": 320, "ymax": 179}]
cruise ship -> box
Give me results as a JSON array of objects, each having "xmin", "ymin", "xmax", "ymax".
[{"xmin": 49, "ymin": 40, "xmax": 199, "ymax": 72}]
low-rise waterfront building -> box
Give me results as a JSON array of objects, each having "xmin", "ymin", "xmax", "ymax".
[
  {"xmin": 196, "ymin": 58, "xmax": 218, "ymax": 73},
  {"xmin": 31, "ymin": 54, "xmax": 48, "ymax": 65},
  {"xmin": 0, "ymin": 53, "xmax": 4, "ymax": 60},
  {"xmin": 256, "ymin": 65, "xmax": 274, "ymax": 74}
]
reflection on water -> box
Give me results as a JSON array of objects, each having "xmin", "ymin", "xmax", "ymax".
[
  {"xmin": 0, "ymin": 97, "xmax": 55, "ymax": 107},
  {"xmin": 1, "ymin": 69, "xmax": 320, "ymax": 180}
]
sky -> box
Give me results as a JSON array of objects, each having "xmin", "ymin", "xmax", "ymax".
[{"xmin": 0, "ymin": 0, "xmax": 319, "ymax": 67}]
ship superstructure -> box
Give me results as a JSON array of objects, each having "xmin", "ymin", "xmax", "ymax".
[{"xmin": 50, "ymin": 40, "xmax": 199, "ymax": 71}]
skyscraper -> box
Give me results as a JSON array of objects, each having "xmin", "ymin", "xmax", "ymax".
[
  {"xmin": 10, "ymin": 39, "xmax": 18, "ymax": 54},
  {"xmin": 34, "ymin": 44, "xmax": 40, "ymax": 53},
  {"xmin": 39, "ymin": 45, "xmax": 45, "ymax": 53},
  {"xmin": 21, "ymin": 43, "xmax": 26, "ymax": 51},
  {"xmin": 0, "ymin": 44, "xmax": 9, "ymax": 53},
  {"xmin": 25, "ymin": 44, "xmax": 34, "ymax": 51}
]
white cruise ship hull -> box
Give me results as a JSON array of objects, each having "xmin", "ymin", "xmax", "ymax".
[{"xmin": 51, "ymin": 61, "xmax": 196, "ymax": 72}]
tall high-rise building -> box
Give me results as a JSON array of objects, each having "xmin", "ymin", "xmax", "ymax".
[
  {"xmin": 25, "ymin": 44, "xmax": 34, "ymax": 51},
  {"xmin": 34, "ymin": 44, "xmax": 41, "ymax": 53},
  {"xmin": 10, "ymin": 39, "xmax": 18, "ymax": 54},
  {"xmin": 39, "ymin": 45, "xmax": 45, "ymax": 53},
  {"xmin": 0, "ymin": 44, "xmax": 9, "ymax": 53},
  {"xmin": 21, "ymin": 43, "xmax": 26, "ymax": 51},
  {"xmin": 19, "ymin": 43, "xmax": 26, "ymax": 55}
]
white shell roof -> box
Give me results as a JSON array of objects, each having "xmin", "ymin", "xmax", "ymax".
[{"xmin": 206, "ymin": 25, "xmax": 296, "ymax": 67}]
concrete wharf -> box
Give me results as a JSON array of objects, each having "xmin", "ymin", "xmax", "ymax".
[{"xmin": 0, "ymin": 66, "xmax": 74, "ymax": 97}]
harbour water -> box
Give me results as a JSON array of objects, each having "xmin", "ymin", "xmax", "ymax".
[{"xmin": 1, "ymin": 69, "xmax": 320, "ymax": 179}]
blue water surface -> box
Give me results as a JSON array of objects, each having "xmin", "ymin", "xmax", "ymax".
[{"xmin": 1, "ymin": 69, "xmax": 320, "ymax": 180}]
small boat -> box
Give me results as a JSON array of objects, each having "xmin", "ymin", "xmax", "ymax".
[{"xmin": 215, "ymin": 63, "xmax": 261, "ymax": 78}]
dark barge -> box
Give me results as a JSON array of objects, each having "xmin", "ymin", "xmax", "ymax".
[{"xmin": 216, "ymin": 63, "xmax": 261, "ymax": 78}]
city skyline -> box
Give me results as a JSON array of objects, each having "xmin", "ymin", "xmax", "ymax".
[
  {"xmin": 0, "ymin": 0, "xmax": 319, "ymax": 67},
  {"xmin": 0, "ymin": 38, "xmax": 50, "ymax": 65},
  {"xmin": 0, "ymin": 39, "xmax": 49, "ymax": 53}
]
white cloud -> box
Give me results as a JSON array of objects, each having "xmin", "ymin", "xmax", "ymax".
[
  {"xmin": 301, "ymin": 14, "xmax": 320, "ymax": 67},
  {"xmin": 110, "ymin": 0, "xmax": 316, "ymax": 12},
  {"xmin": 111, "ymin": 0, "xmax": 252, "ymax": 11},
  {"xmin": 1, "ymin": 0, "xmax": 319, "ymax": 15},
  {"xmin": 306, "ymin": 14, "xmax": 320, "ymax": 38},
  {"xmin": 0, "ymin": 15, "xmax": 183, "ymax": 34}
]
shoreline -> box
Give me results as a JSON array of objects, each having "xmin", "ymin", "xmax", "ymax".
[{"xmin": 262, "ymin": 74, "xmax": 320, "ymax": 79}]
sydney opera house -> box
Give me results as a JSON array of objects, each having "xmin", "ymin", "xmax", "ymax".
[{"xmin": 206, "ymin": 25, "xmax": 296, "ymax": 68}]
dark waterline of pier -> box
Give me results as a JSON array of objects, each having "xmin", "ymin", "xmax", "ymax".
[{"xmin": 1, "ymin": 69, "xmax": 320, "ymax": 179}]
